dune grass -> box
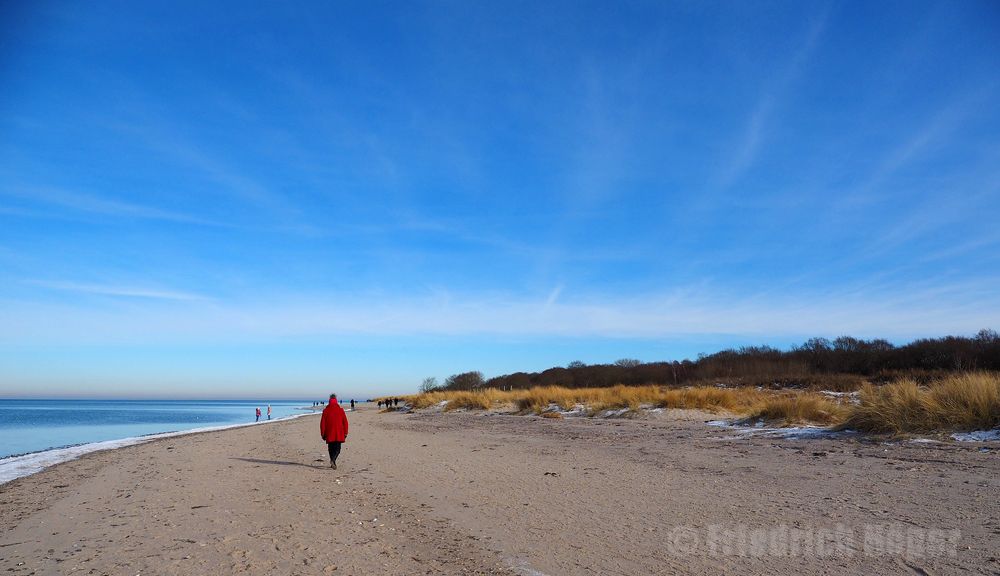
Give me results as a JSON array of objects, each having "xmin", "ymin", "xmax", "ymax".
[
  {"xmin": 393, "ymin": 372, "xmax": 999, "ymax": 433},
  {"xmin": 508, "ymin": 384, "xmax": 761, "ymax": 414},
  {"xmin": 402, "ymin": 388, "xmax": 519, "ymax": 410},
  {"xmin": 745, "ymin": 394, "xmax": 849, "ymax": 426},
  {"xmin": 840, "ymin": 373, "xmax": 1000, "ymax": 433},
  {"xmin": 397, "ymin": 384, "xmax": 845, "ymax": 424}
]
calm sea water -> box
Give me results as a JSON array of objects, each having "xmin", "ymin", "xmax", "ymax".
[{"xmin": 0, "ymin": 399, "xmax": 314, "ymax": 459}]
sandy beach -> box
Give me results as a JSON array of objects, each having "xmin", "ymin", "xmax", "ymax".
[{"xmin": 2, "ymin": 406, "xmax": 998, "ymax": 575}]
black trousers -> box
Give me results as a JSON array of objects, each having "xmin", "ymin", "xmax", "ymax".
[{"xmin": 327, "ymin": 441, "xmax": 342, "ymax": 462}]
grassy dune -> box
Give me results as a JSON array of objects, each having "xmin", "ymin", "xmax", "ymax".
[
  {"xmin": 387, "ymin": 372, "xmax": 1000, "ymax": 433},
  {"xmin": 839, "ymin": 373, "xmax": 1000, "ymax": 433},
  {"xmin": 390, "ymin": 384, "xmax": 849, "ymax": 425}
]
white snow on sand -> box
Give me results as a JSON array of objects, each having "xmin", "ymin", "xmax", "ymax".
[
  {"xmin": 706, "ymin": 419, "xmax": 848, "ymax": 440},
  {"xmin": 819, "ymin": 390, "xmax": 861, "ymax": 404},
  {"xmin": 951, "ymin": 429, "xmax": 1000, "ymax": 442},
  {"xmin": 542, "ymin": 404, "xmax": 628, "ymax": 418},
  {"xmin": 710, "ymin": 420, "xmax": 1000, "ymax": 443},
  {"xmin": 508, "ymin": 557, "xmax": 551, "ymax": 576},
  {"xmin": 539, "ymin": 403, "xmax": 634, "ymax": 418}
]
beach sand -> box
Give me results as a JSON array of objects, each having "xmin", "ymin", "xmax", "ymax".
[{"xmin": 1, "ymin": 406, "xmax": 998, "ymax": 575}]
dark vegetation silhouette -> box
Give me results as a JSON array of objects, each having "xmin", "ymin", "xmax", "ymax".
[{"xmin": 429, "ymin": 330, "xmax": 1000, "ymax": 393}]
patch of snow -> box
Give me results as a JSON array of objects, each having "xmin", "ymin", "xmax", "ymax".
[
  {"xmin": 951, "ymin": 429, "xmax": 1000, "ymax": 442},
  {"xmin": 705, "ymin": 418, "xmax": 847, "ymax": 440},
  {"xmin": 559, "ymin": 404, "xmax": 589, "ymax": 417},
  {"xmin": 819, "ymin": 390, "xmax": 861, "ymax": 404},
  {"xmin": 775, "ymin": 427, "xmax": 839, "ymax": 439},
  {"xmin": 537, "ymin": 403, "xmax": 596, "ymax": 417},
  {"xmin": 595, "ymin": 407, "xmax": 630, "ymax": 418},
  {"xmin": 508, "ymin": 558, "xmax": 551, "ymax": 576}
]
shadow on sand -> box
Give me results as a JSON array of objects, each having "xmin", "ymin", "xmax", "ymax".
[{"xmin": 230, "ymin": 457, "xmax": 323, "ymax": 469}]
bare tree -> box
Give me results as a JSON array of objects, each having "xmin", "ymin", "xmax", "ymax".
[
  {"xmin": 420, "ymin": 377, "xmax": 439, "ymax": 393},
  {"xmin": 444, "ymin": 371, "xmax": 485, "ymax": 390}
]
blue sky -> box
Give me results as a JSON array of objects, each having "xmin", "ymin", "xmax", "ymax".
[{"xmin": 1, "ymin": 1, "xmax": 998, "ymax": 398}]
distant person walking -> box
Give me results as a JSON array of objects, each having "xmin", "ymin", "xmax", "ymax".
[
  {"xmin": 320, "ymin": 393, "xmax": 349, "ymax": 470},
  {"xmin": 255, "ymin": 407, "xmax": 261, "ymax": 422},
  {"xmin": 350, "ymin": 399, "xmax": 355, "ymax": 411},
  {"xmin": 267, "ymin": 405, "xmax": 272, "ymax": 420}
]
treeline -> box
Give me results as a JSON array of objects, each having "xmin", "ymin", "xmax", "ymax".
[{"xmin": 424, "ymin": 330, "xmax": 1000, "ymax": 392}]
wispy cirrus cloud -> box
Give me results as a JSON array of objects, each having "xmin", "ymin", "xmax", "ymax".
[
  {"xmin": 113, "ymin": 120, "xmax": 299, "ymax": 218},
  {"xmin": 858, "ymin": 85, "xmax": 997, "ymax": 195},
  {"xmin": 849, "ymin": 87, "xmax": 1000, "ymax": 255},
  {"xmin": 4, "ymin": 280, "xmax": 998, "ymax": 345},
  {"xmin": 543, "ymin": 284, "xmax": 563, "ymax": 310},
  {"xmin": 1, "ymin": 186, "xmax": 226, "ymax": 227},
  {"xmin": 28, "ymin": 280, "xmax": 210, "ymax": 301},
  {"xmin": 78, "ymin": 77, "xmax": 311, "ymax": 230},
  {"xmin": 718, "ymin": 8, "xmax": 831, "ymax": 189}
]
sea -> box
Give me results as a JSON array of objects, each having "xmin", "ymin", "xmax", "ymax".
[{"xmin": 0, "ymin": 399, "xmax": 318, "ymax": 483}]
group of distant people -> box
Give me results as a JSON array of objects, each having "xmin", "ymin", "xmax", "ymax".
[
  {"xmin": 311, "ymin": 399, "xmax": 356, "ymax": 410},
  {"xmin": 378, "ymin": 397, "xmax": 401, "ymax": 409},
  {"xmin": 255, "ymin": 405, "xmax": 272, "ymax": 422}
]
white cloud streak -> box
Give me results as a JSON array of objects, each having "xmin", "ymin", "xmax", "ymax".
[
  {"xmin": 544, "ymin": 284, "xmax": 563, "ymax": 309},
  {"xmin": 3, "ymin": 282, "xmax": 997, "ymax": 345},
  {"xmin": 719, "ymin": 9, "xmax": 829, "ymax": 188},
  {"xmin": 28, "ymin": 280, "xmax": 210, "ymax": 302},
  {"xmin": 857, "ymin": 86, "xmax": 996, "ymax": 197},
  {"xmin": 1, "ymin": 187, "xmax": 225, "ymax": 227}
]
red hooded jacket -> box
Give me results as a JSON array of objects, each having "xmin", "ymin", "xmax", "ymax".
[{"xmin": 320, "ymin": 400, "xmax": 349, "ymax": 443}]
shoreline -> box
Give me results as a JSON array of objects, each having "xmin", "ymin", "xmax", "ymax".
[{"xmin": 0, "ymin": 411, "xmax": 318, "ymax": 485}]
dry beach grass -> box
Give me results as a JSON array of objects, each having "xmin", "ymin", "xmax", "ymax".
[
  {"xmin": 393, "ymin": 384, "xmax": 846, "ymax": 422},
  {"xmin": 841, "ymin": 373, "xmax": 1000, "ymax": 434},
  {"xmin": 394, "ymin": 372, "xmax": 1000, "ymax": 433}
]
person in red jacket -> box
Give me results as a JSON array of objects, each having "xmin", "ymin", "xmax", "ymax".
[{"xmin": 320, "ymin": 393, "xmax": 349, "ymax": 469}]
